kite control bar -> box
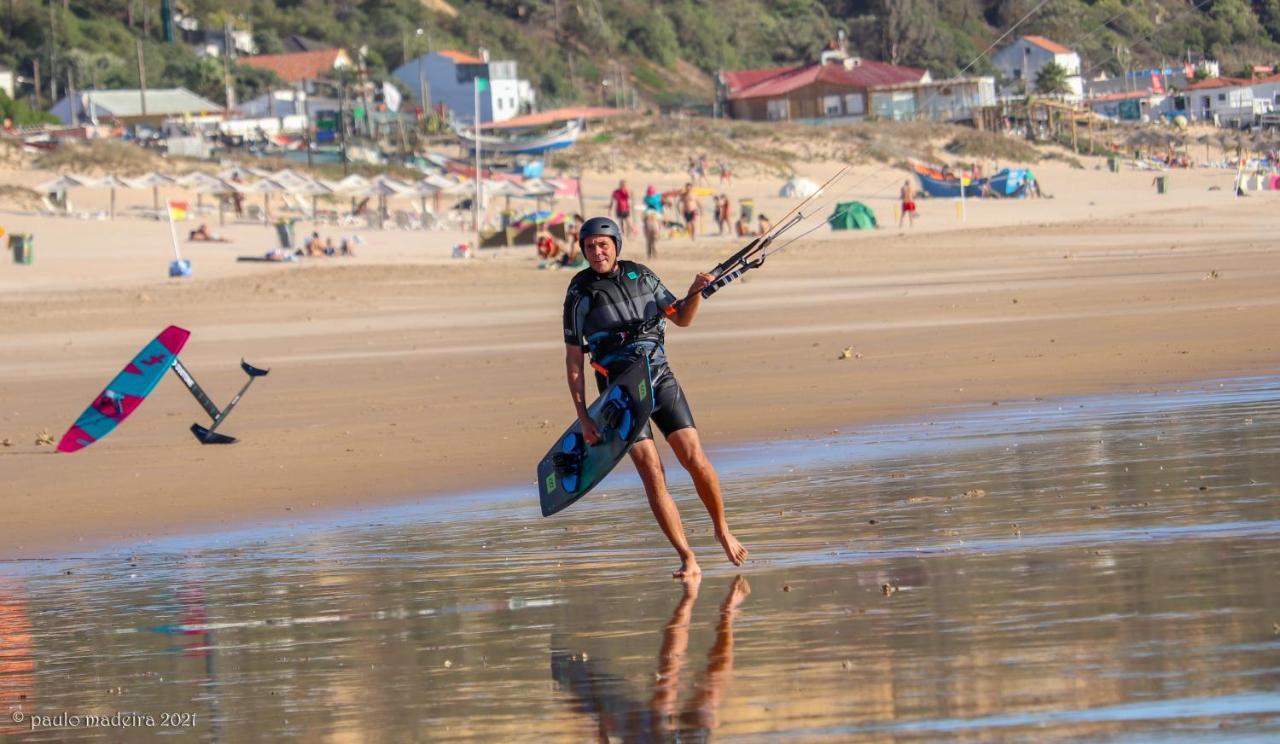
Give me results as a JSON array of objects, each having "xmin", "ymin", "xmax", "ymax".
[{"xmin": 171, "ymin": 358, "xmax": 270, "ymax": 444}]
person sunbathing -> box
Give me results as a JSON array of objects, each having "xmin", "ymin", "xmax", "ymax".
[
  {"xmin": 536, "ymin": 230, "xmax": 563, "ymax": 260},
  {"xmin": 187, "ymin": 224, "xmax": 229, "ymax": 242}
]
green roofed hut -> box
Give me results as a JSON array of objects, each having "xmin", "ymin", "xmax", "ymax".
[{"xmin": 828, "ymin": 201, "xmax": 877, "ymax": 230}]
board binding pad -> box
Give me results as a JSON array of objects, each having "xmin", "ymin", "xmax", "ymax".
[
  {"xmin": 538, "ymin": 356, "xmax": 655, "ymax": 517},
  {"xmin": 57, "ymin": 325, "xmax": 191, "ymax": 453}
]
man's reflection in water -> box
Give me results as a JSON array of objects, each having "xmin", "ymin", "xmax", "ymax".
[{"xmin": 552, "ymin": 575, "xmax": 750, "ymax": 742}]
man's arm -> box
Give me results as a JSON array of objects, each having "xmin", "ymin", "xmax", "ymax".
[
  {"xmin": 668, "ymin": 273, "xmax": 714, "ymax": 327},
  {"xmin": 565, "ymin": 344, "xmax": 602, "ymax": 443}
]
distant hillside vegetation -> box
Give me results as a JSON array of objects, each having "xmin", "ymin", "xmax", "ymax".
[{"xmin": 1, "ymin": 1, "xmax": 1277, "ymax": 111}]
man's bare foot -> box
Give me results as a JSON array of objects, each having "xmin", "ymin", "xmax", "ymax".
[
  {"xmin": 673, "ymin": 554, "xmax": 701, "ymax": 579},
  {"xmin": 715, "ymin": 531, "xmax": 749, "ymax": 566}
]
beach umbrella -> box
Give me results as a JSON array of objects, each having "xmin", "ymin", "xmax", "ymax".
[
  {"xmin": 329, "ymin": 174, "xmax": 372, "ymax": 193},
  {"xmin": 285, "ymin": 178, "xmax": 333, "ymax": 224},
  {"xmin": 409, "ymin": 178, "xmax": 443, "ymax": 220},
  {"xmin": 188, "ymin": 176, "xmax": 236, "ymax": 226},
  {"xmin": 358, "ymin": 178, "xmax": 413, "ymax": 229},
  {"xmin": 128, "ymin": 172, "xmax": 178, "ymax": 210},
  {"xmin": 218, "ymin": 165, "xmax": 271, "ymax": 181},
  {"xmin": 270, "ymin": 168, "xmax": 317, "ymax": 193},
  {"xmin": 234, "ymin": 178, "xmax": 289, "ymax": 223},
  {"xmin": 179, "ymin": 172, "xmax": 235, "ymax": 215},
  {"xmin": 88, "ymin": 174, "xmax": 132, "ymax": 219},
  {"xmin": 36, "ymin": 174, "xmax": 92, "ymax": 213},
  {"xmin": 36, "ymin": 174, "xmax": 92, "ymax": 192},
  {"xmin": 1196, "ymin": 134, "xmax": 1212, "ymax": 162},
  {"xmin": 511, "ymin": 210, "xmax": 566, "ymax": 230}
]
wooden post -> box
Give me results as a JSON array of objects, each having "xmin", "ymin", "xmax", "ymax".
[{"xmin": 1071, "ymin": 113, "xmax": 1078, "ymax": 154}]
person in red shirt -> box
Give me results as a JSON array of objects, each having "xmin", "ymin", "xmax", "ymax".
[{"xmin": 608, "ymin": 180, "xmax": 634, "ymax": 237}]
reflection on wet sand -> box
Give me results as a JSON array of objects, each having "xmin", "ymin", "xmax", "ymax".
[
  {"xmin": 553, "ymin": 575, "xmax": 749, "ymax": 741},
  {"xmin": 1, "ymin": 378, "xmax": 1279, "ymax": 740},
  {"xmin": 0, "ymin": 583, "xmax": 36, "ymax": 736}
]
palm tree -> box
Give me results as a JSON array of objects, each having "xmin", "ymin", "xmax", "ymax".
[{"xmin": 1035, "ymin": 61, "xmax": 1071, "ymax": 96}]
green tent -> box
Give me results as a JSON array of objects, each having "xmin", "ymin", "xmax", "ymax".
[{"xmin": 828, "ymin": 201, "xmax": 877, "ymax": 230}]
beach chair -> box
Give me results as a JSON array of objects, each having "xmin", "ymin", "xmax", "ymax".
[{"xmin": 39, "ymin": 195, "xmax": 68, "ymax": 217}]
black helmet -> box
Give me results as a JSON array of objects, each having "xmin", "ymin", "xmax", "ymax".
[{"xmin": 579, "ymin": 216, "xmax": 622, "ymax": 254}]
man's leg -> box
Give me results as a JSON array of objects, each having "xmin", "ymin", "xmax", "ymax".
[
  {"xmin": 629, "ymin": 438, "xmax": 700, "ymax": 578},
  {"xmin": 666, "ymin": 428, "xmax": 748, "ymax": 566}
]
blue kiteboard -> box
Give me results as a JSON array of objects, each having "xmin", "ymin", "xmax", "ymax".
[{"xmin": 537, "ymin": 357, "xmax": 655, "ymax": 516}]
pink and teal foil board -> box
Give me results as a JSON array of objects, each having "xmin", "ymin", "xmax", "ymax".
[{"xmin": 57, "ymin": 325, "xmax": 191, "ymax": 453}]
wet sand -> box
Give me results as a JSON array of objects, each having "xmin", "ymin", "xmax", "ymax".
[
  {"xmin": 0, "ymin": 156, "xmax": 1278, "ymax": 557},
  {"xmin": 1, "ymin": 379, "xmax": 1278, "ymax": 740}
]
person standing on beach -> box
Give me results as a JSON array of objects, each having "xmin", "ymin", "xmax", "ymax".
[
  {"xmin": 562, "ymin": 217, "xmax": 749, "ymax": 578},
  {"xmin": 680, "ymin": 184, "xmax": 700, "ymax": 239},
  {"xmin": 609, "ymin": 180, "xmax": 634, "ymax": 237},
  {"xmin": 643, "ymin": 207, "xmax": 660, "ymax": 259},
  {"xmin": 899, "ymin": 180, "xmax": 917, "ymax": 228}
]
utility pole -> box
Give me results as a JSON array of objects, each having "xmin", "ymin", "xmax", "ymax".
[
  {"xmin": 222, "ymin": 18, "xmax": 235, "ymax": 112},
  {"xmin": 339, "ymin": 81, "xmax": 350, "ymax": 176},
  {"xmin": 66, "ymin": 66, "xmax": 76, "ymax": 125},
  {"xmin": 48, "ymin": 0, "xmax": 58, "ymax": 103},
  {"xmin": 136, "ymin": 37, "xmax": 147, "ymax": 116},
  {"xmin": 33, "ymin": 59, "xmax": 41, "ymax": 108}
]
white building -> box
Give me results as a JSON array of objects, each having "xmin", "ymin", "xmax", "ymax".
[
  {"xmin": 391, "ymin": 49, "xmax": 535, "ymax": 124},
  {"xmin": 1180, "ymin": 77, "xmax": 1261, "ymax": 125},
  {"xmin": 1249, "ymin": 73, "xmax": 1280, "ymax": 113},
  {"xmin": 0, "ymin": 64, "xmax": 14, "ymax": 100},
  {"xmin": 993, "ymin": 35, "xmax": 1083, "ymax": 99},
  {"xmin": 48, "ymin": 87, "xmax": 223, "ymax": 126}
]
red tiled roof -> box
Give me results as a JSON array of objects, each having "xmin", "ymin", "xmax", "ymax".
[
  {"xmin": 1184, "ymin": 76, "xmax": 1250, "ymax": 91},
  {"xmin": 726, "ymin": 60, "xmax": 927, "ymax": 100},
  {"xmin": 239, "ymin": 49, "xmax": 348, "ymax": 83},
  {"xmin": 438, "ymin": 50, "xmax": 484, "ymax": 64},
  {"xmin": 482, "ymin": 106, "xmax": 627, "ymax": 130},
  {"xmin": 1024, "ymin": 35, "xmax": 1071, "ymax": 55},
  {"xmin": 720, "ymin": 67, "xmax": 793, "ymax": 96}
]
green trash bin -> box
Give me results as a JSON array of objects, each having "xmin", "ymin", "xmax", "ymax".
[
  {"xmin": 1155, "ymin": 175, "xmax": 1168, "ymax": 194},
  {"xmin": 9, "ymin": 233, "xmax": 32, "ymax": 264},
  {"xmin": 1107, "ymin": 156, "xmax": 1119, "ymax": 173}
]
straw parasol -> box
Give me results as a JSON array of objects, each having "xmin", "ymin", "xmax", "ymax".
[
  {"xmin": 35, "ymin": 174, "xmax": 92, "ymax": 213},
  {"xmin": 360, "ymin": 177, "xmax": 412, "ymax": 229},
  {"xmin": 88, "ymin": 174, "xmax": 133, "ymax": 219},
  {"xmin": 234, "ymin": 178, "xmax": 289, "ymax": 223},
  {"xmin": 285, "ymin": 177, "xmax": 333, "ymax": 224},
  {"xmin": 218, "ymin": 165, "xmax": 271, "ymax": 182},
  {"xmin": 128, "ymin": 172, "xmax": 178, "ymax": 210},
  {"xmin": 187, "ymin": 176, "xmax": 236, "ymax": 225}
]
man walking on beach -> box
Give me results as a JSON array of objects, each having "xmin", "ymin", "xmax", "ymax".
[
  {"xmin": 680, "ymin": 184, "xmax": 700, "ymax": 239},
  {"xmin": 562, "ymin": 217, "xmax": 748, "ymax": 578},
  {"xmin": 609, "ymin": 180, "xmax": 634, "ymax": 237},
  {"xmin": 899, "ymin": 180, "xmax": 917, "ymax": 228}
]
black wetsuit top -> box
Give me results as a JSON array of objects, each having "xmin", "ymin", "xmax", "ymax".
[{"xmin": 563, "ymin": 260, "xmax": 695, "ymax": 438}]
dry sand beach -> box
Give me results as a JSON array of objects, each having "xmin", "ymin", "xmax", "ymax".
[{"xmin": 1, "ymin": 154, "xmax": 1278, "ymax": 558}]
